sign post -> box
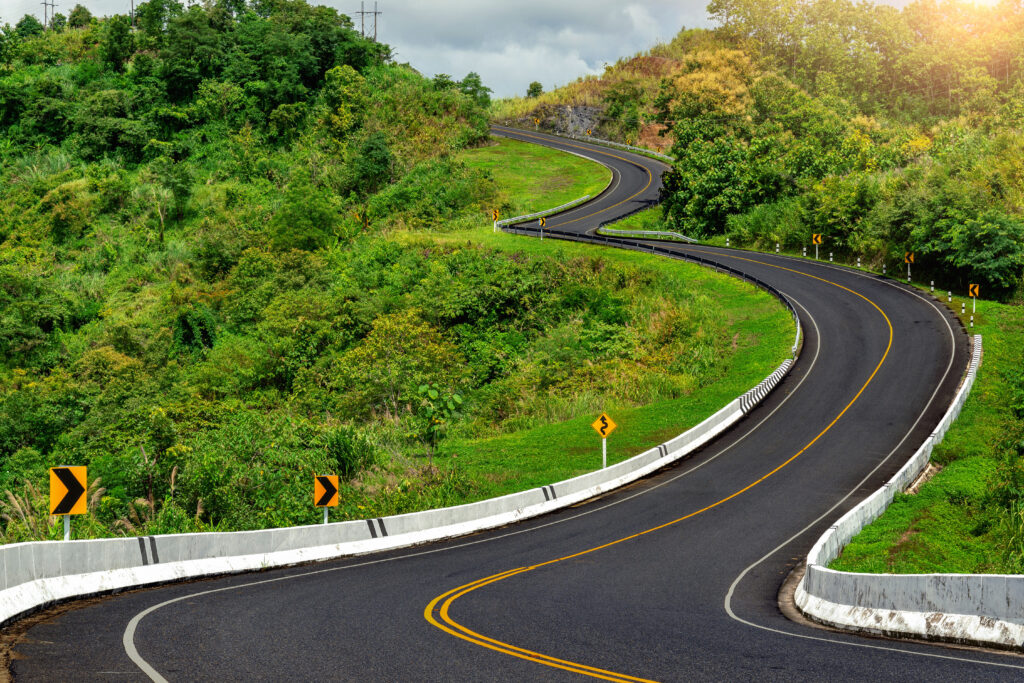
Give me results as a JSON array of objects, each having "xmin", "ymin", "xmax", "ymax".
[
  {"xmin": 50, "ymin": 466, "xmax": 87, "ymax": 541},
  {"xmin": 968, "ymin": 284, "xmax": 979, "ymax": 313},
  {"xmin": 539, "ymin": 215, "xmax": 546, "ymax": 240},
  {"xmin": 591, "ymin": 413, "xmax": 617, "ymax": 468},
  {"xmin": 812, "ymin": 234, "xmax": 822, "ymax": 260},
  {"xmin": 314, "ymin": 474, "xmax": 339, "ymax": 524},
  {"xmin": 904, "ymin": 252, "xmax": 914, "ymax": 282}
]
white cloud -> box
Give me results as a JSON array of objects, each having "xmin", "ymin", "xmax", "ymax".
[{"xmin": 1, "ymin": 0, "xmax": 713, "ymax": 97}]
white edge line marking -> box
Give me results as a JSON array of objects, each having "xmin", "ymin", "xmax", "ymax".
[
  {"xmin": 124, "ymin": 242, "xmax": 1004, "ymax": 677},
  {"xmin": 722, "ymin": 264, "xmax": 1022, "ymax": 670},
  {"xmin": 124, "ymin": 288, "xmax": 816, "ymax": 681}
]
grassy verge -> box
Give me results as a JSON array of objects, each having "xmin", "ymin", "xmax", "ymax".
[
  {"xmin": 644, "ymin": 229, "xmax": 1024, "ymax": 575},
  {"xmin": 458, "ymin": 136, "xmax": 612, "ymax": 216},
  {"xmin": 596, "ymin": 205, "xmax": 698, "ymax": 241},
  {"xmin": 422, "ymin": 224, "xmax": 794, "ymax": 502},
  {"xmin": 829, "ymin": 296, "xmax": 1024, "ymax": 573}
]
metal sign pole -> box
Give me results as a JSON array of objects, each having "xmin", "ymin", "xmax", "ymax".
[
  {"xmin": 602, "ymin": 437, "xmax": 607, "ymax": 469},
  {"xmin": 64, "ymin": 515, "xmax": 70, "ymax": 541},
  {"xmin": 323, "ymin": 507, "xmax": 328, "ymax": 525}
]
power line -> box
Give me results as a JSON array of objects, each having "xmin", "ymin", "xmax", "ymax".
[
  {"xmin": 354, "ymin": 1, "xmax": 381, "ymax": 42},
  {"xmin": 40, "ymin": 0, "xmax": 57, "ymax": 28}
]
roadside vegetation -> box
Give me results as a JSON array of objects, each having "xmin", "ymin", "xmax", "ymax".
[
  {"xmin": 456, "ymin": 136, "xmax": 611, "ymax": 217},
  {"xmin": 495, "ymin": 0, "xmax": 1024, "ymax": 575},
  {"xmin": 0, "ymin": 2, "xmax": 791, "ymax": 542},
  {"xmin": 831, "ymin": 297, "xmax": 1024, "ymax": 574},
  {"xmin": 497, "ymin": 0, "xmax": 1024, "ymax": 302}
]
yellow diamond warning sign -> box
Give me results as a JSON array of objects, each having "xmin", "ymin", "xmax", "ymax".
[{"xmin": 591, "ymin": 413, "xmax": 617, "ymax": 438}]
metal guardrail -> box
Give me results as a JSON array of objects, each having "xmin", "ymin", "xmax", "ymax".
[
  {"xmin": 499, "ymin": 224, "xmax": 803, "ymax": 359},
  {"xmin": 597, "ymin": 228, "xmax": 698, "ymax": 243},
  {"xmin": 494, "ymin": 194, "xmax": 591, "ymax": 230},
  {"xmin": 498, "ymin": 123, "xmax": 675, "ymax": 163},
  {"xmin": 568, "ymin": 134, "xmax": 675, "ymax": 162}
]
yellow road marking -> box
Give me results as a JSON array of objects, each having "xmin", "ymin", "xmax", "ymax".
[{"xmin": 424, "ymin": 246, "xmax": 895, "ymax": 681}]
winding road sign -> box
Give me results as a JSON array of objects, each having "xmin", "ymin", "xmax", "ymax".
[
  {"xmin": 812, "ymin": 234, "xmax": 823, "ymax": 245},
  {"xmin": 50, "ymin": 466, "xmax": 87, "ymax": 515},
  {"xmin": 904, "ymin": 252, "xmax": 915, "ymax": 264},
  {"xmin": 314, "ymin": 475, "xmax": 339, "ymax": 507},
  {"xmin": 491, "ymin": 209, "xmax": 499, "ymax": 221},
  {"xmin": 591, "ymin": 413, "xmax": 617, "ymax": 438},
  {"xmin": 539, "ymin": 216, "xmax": 546, "ymax": 227},
  {"xmin": 968, "ymin": 283, "xmax": 979, "ymax": 298}
]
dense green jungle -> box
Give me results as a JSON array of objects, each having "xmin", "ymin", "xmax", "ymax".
[
  {"xmin": 2, "ymin": 0, "xmax": 1023, "ymax": 564},
  {"xmin": 0, "ymin": 0, "xmax": 793, "ymax": 541},
  {"xmin": 500, "ymin": 0, "xmax": 1024, "ymax": 300},
  {"xmin": 498, "ymin": 0, "xmax": 1024, "ymax": 573}
]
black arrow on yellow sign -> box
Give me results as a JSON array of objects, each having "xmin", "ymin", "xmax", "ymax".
[
  {"xmin": 539, "ymin": 216, "xmax": 546, "ymax": 228},
  {"xmin": 314, "ymin": 475, "xmax": 339, "ymax": 507},
  {"xmin": 50, "ymin": 466, "xmax": 86, "ymax": 515}
]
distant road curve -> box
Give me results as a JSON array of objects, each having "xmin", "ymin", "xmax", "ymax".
[
  {"xmin": 490, "ymin": 124, "xmax": 669, "ymax": 233},
  {"xmin": 13, "ymin": 127, "xmax": 1022, "ymax": 682}
]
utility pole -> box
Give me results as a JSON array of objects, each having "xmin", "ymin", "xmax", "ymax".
[
  {"xmin": 355, "ymin": 1, "xmax": 382, "ymax": 41},
  {"xmin": 41, "ymin": 0, "xmax": 57, "ymax": 28}
]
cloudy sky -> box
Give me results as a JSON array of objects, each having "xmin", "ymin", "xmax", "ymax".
[{"xmin": 1, "ymin": 0, "xmax": 911, "ymax": 98}]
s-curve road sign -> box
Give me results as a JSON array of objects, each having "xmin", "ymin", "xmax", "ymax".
[{"xmin": 591, "ymin": 413, "xmax": 617, "ymax": 438}]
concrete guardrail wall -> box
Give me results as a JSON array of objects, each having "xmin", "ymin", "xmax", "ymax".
[
  {"xmin": 0, "ymin": 260, "xmax": 797, "ymax": 628},
  {"xmin": 795, "ymin": 337, "xmax": 1024, "ymax": 650}
]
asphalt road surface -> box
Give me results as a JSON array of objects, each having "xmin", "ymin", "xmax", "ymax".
[{"xmin": 10, "ymin": 129, "xmax": 1022, "ymax": 682}]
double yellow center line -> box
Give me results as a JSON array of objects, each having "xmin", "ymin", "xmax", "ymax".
[{"xmin": 424, "ymin": 246, "xmax": 894, "ymax": 681}]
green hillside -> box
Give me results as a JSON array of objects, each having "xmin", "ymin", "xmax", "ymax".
[
  {"xmin": 496, "ymin": 0, "xmax": 1024, "ymax": 300},
  {"xmin": 0, "ymin": 3, "xmax": 792, "ymax": 541}
]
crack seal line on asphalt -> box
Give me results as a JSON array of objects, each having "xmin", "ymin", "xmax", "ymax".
[
  {"xmin": 116, "ymin": 137, "xmax": 997, "ymax": 680},
  {"xmin": 122, "ymin": 305, "xmax": 816, "ymax": 683},
  {"xmin": 422, "ymin": 255, "xmax": 896, "ymax": 681}
]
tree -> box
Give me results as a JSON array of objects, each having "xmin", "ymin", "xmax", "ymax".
[
  {"xmin": 100, "ymin": 15, "xmax": 135, "ymax": 72},
  {"xmin": 459, "ymin": 71, "xmax": 491, "ymax": 108},
  {"xmin": 51, "ymin": 13, "xmax": 67, "ymax": 31},
  {"xmin": 135, "ymin": 0, "xmax": 184, "ymax": 48},
  {"xmin": 319, "ymin": 64, "xmax": 366, "ymax": 140},
  {"xmin": 432, "ymin": 73, "xmax": 457, "ymax": 91},
  {"xmin": 133, "ymin": 183, "xmax": 172, "ymax": 244},
  {"xmin": 15, "ymin": 15, "xmax": 44, "ymax": 38},
  {"xmin": 150, "ymin": 156, "xmax": 192, "ymax": 222},
  {"xmin": 269, "ymin": 180, "xmax": 339, "ymax": 251},
  {"xmin": 416, "ymin": 383, "xmax": 462, "ymax": 464},
  {"xmin": 67, "ymin": 4, "xmax": 93, "ymax": 29},
  {"xmin": 352, "ymin": 132, "xmax": 393, "ymax": 195},
  {"xmin": 527, "ymin": 81, "xmax": 543, "ymax": 98}
]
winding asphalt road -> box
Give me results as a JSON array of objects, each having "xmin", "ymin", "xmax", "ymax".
[{"xmin": 10, "ymin": 129, "xmax": 1021, "ymax": 681}]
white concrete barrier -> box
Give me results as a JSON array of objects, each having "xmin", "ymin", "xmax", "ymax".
[
  {"xmin": 1, "ymin": 357, "xmax": 795, "ymax": 628},
  {"xmin": 794, "ymin": 338, "xmax": 1024, "ymax": 650}
]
